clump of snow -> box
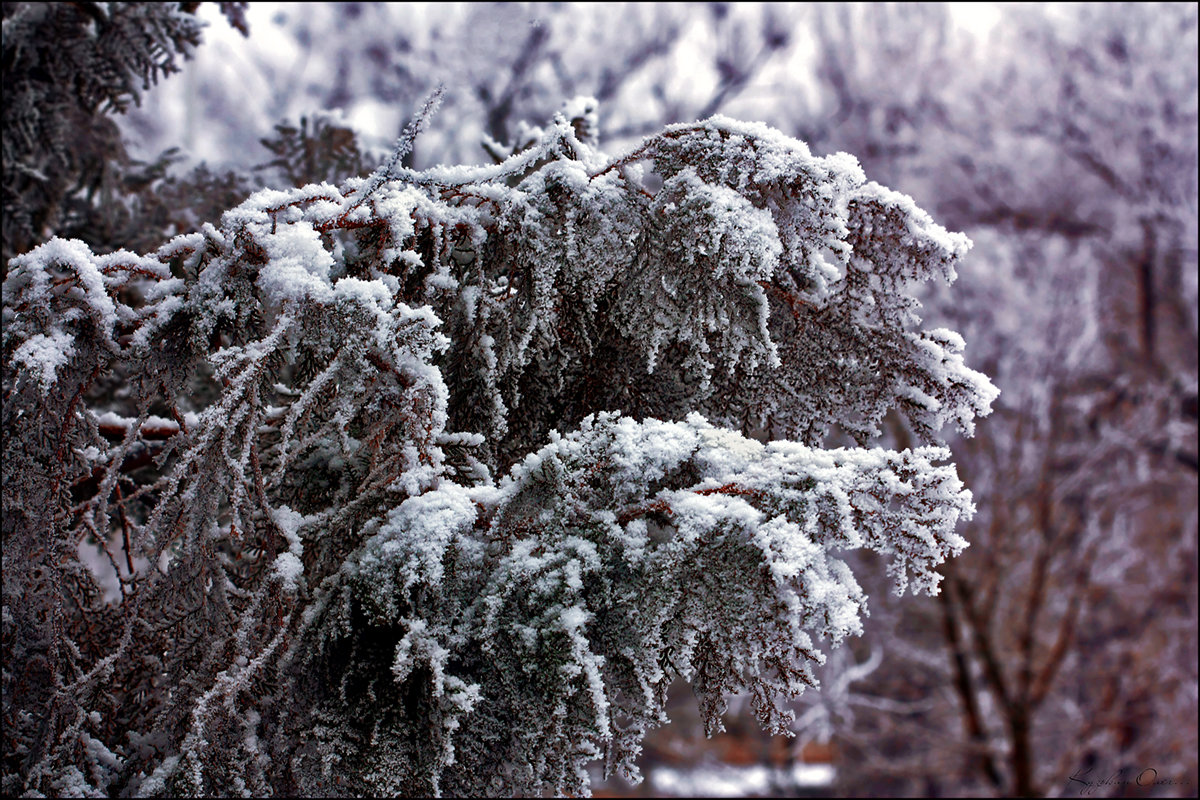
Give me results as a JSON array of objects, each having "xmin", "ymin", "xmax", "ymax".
[
  {"xmin": 257, "ymin": 221, "xmax": 335, "ymax": 305},
  {"xmin": 12, "ymin": 329, "xmax": 75, "ymax": 393},
  {"xmin": 271, "ymin": 505, "xmax": 307, "ymax": 590},
  {"xmin": 272, "ymin": 552, "xmax": 304, "ymax": 589}
]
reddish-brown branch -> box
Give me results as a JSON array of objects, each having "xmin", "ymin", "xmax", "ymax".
[
  {"xmin": 939, "ymin": 583, "xmax": 1005, "ymax": 789},
  {"xmin": 263, "ymin": 195, "xmax": 340, "ymax": 217},
  {"xmin": 97, "ymin": 264, "xmax": 169, "ymax": 280},
  {"xmin": 616, "ymin": 483, "xmax": 765, "ymax": 526},
  {"xmin": 1017, "ymin": 538, "xmax": 1050, "ymax": 704},
  {"xmin": 953, "ymin": 572, "xmax": 1013, "ymax": 713},
  {"xmin": 314, "ymin": 216, "xmax": 389, "ymax": 234},
  {"xmin": 617, "ymin": 498, "xmax": 674, "ymax": 526},
  {"xmin": 758, "ymin": 280, "xmax": 812, "ymax": 321},
  {"xmin": 168, "ymin": 403, "xmax": 190, "ymax": 436},
  {"xmin": 1029, "ymin": 542, "xmax": 1097, "ymax": 708},
  {"xmin": 472, "ymin": 500, "xmax": 494, "ymax": 531},
  {"xmin": 114, "ymin": 482, "xmax": 135, "ymax": 576},
  {"xmin": 694, "ymin": 482, "xmax": 766, "ymax": 501},
  {"xmin": 587, "ymin": 125, "xmax": 702, "ymax": 180}
]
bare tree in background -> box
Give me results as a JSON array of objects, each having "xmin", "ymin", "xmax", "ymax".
[{"xmin": 790, "ymin": 4, "xmax": 1198, "ymax": 796}]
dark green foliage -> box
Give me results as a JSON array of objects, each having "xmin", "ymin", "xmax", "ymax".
[
  {"xmin": 259, "ymin": 113, "xmax": 381, "ymax": 188},
  {"xmin": 4, "ymin": 2, "xmax": 198, "ymax": 261}
]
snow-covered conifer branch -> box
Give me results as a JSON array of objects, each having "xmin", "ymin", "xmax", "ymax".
[{"xmin": 2, "ymin": 98, "xmax": 994, "ymax": 797}]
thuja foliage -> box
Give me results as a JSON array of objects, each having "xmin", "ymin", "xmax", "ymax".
[
  {"xmin": 1, "ymin": 2, "xmax": 251, "ymax": 265},
  {"xmin": 2, "ymin": 97, "xmax": 997, "ymax": 796}
]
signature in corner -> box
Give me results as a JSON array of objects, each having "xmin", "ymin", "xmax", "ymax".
[{"xmin": 1068, "ymin": 765, "xmax": 1190, "ymax": 795}]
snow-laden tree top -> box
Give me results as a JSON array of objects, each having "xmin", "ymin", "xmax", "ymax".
[{"xmin": 2, "ymin": 99, "xmax": 995, "ymax": 797}]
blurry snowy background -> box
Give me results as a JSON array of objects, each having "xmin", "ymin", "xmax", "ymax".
[{"xmin": 116, "ymin": 3, "xmax": 1197, "ymax": 796}]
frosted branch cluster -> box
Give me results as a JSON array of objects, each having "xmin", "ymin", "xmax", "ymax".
[{"xmin": 2, "ymin": 102, "xmax": 994, "ymax": 796}]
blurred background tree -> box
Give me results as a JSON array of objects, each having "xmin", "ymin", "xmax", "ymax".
[
  {"xmin": 1, "ymin": 1, "xmax": 257, "ymax": 268},
  {"xmin": 4, "ymin": 2, "xmax": 1195, "ymax": 796},
  {"xmin": 783, "ymin": 3, "xmax": 1198, "ymax": 797}
]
